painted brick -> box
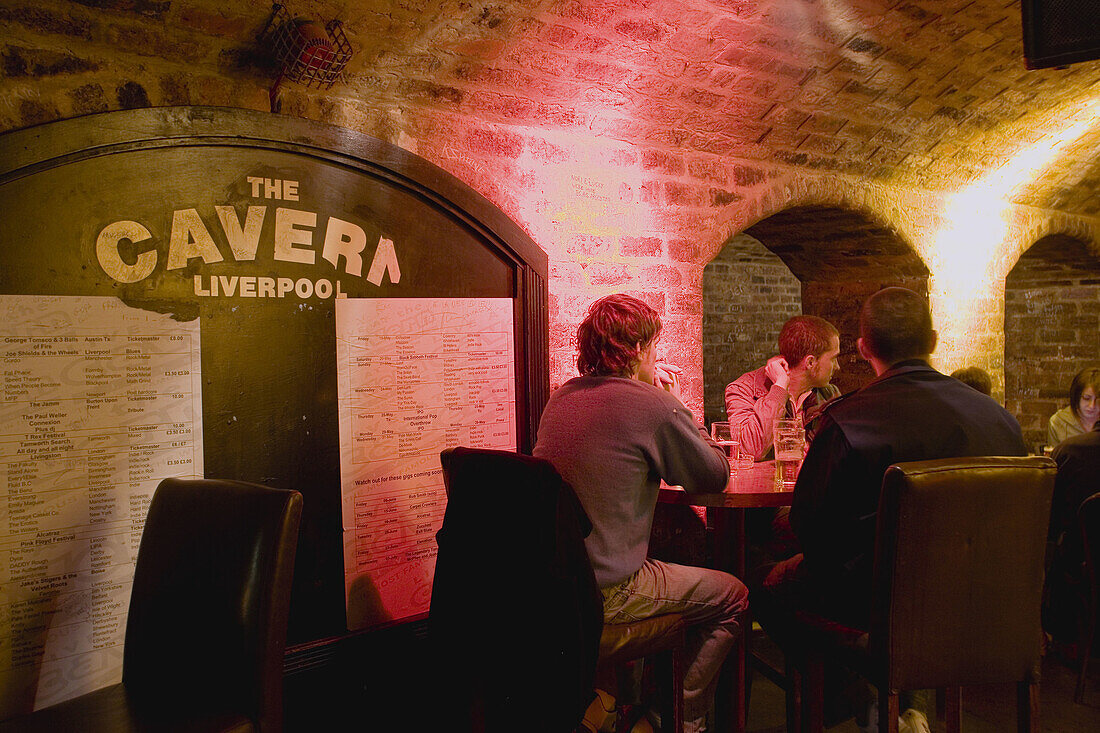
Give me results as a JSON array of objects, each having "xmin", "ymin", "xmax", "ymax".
[
  {"xmin": 710, "ymin": 188, "xmax": 742, "ymax": 206},
  {"xmin": 567, "ymin": 235, "xmax": 612, "ymax": 255},
  {"xmin": 19, "ymin": 98, "xmax": 60, "ymax": 126},
  {"xmin": 116, "ymin": 80, "xmax": 150, "ymax": 109},
  {"xmin": 3, "ymin": 5, "xmax": 94, "ymax": 39},
  {"xmin": 641, "ymin": 149, "xmax": 685, "ymax": 175},
  {"xmin": 464, "ymin": 128, "xmax": 524, "ymax": 157},
  {"xmin": 615, "ymin": 19, "xmax": 665, "ymax": 43},
  {"xmin": 642, "ymin": 265, "xmax": 682, "ymax": 288},
  {"xmin": 587, "ymin": 263, "xmax": 632, "ymax": 287},
  {"xmin": 668, "ymin": 238, "xmax": 699, "ymax": 262},
  {"xmin": 621, "ymin": 236, "xmax": 662, "ymax": 257},
  {"xmin": 544, "ymin": 24, "xmax": 576, "ymax": 47},
  {"xmin": 69, "ymin": 82, "xmax": 108, "ymax": 113},
  {"xmin": 663, "ymin": 181, "xmax": 705, "ymax": 206},
  {"xmin": 2, "ymin": 46, "xmax": 98, "ymax": 77}
]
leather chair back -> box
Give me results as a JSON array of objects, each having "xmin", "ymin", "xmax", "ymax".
[
  {"xmin": 123, "ymin": 478, "xmax": 303, "ymax": 733},
  {"xmin": 869, "ymin": 456, "xmax": 1055, "ymax": 691},
  {"xmin": 1075, "ymin": 490, "xmax": 1100, "ymax": 701},
  {"xmin": 431, "ymin": 447, "xmax": 604, "ymax": 733}
]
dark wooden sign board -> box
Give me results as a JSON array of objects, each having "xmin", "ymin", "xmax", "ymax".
[{"xmin": 0, "ymin": 106, "xmax": 549, "ymax": 656}]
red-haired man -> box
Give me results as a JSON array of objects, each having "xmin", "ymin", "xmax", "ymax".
[
  {"xmin": 535, "ymin": 294, "xmax": 747, "ymax": 733},
  {"xmin": 724, "ymin": 314, "xmax": 842, "ymax": 461}
]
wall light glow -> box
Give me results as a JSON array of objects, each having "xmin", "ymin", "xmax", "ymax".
[
  {"xmin": 508, "ymin": 124, "xmax": 677, "ymax": 389},
  {"xmin": 927, "ymin": 96, "xmax": 1100, "ymax": 369},
  {"xmin": 510, "ymin": 124, "xmax": 654, "ymax": 251}
]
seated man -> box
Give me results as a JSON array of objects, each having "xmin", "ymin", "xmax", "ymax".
[
  {"xmin": 534, "ymin": 294, "xmax": 748, "ymax": 733},
  {"xmin": 724, "ymin": 315, "xmax": 841, "ymax": 461},
  {"xmin": 758, "ymin": 287, "xmax": 1027, "ymax": 730}
]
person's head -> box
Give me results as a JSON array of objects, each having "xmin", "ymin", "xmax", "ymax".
[
  {"xmin": 779, "ymin": 315, "xmax": 840, "ymax": 387},
  {"xmin": 950, "ymin": 366, "xmax": 992, "ymax": 396},
  {"xmin": 576, "ymin": 294, "xmax": 662, "ymax": 381},
  {"xmin": 857, "ymin": 287, "xmax": 937, "ymax": 367},
  {"xmin": 1068, "ymin": 367, "xmax": 1100, "ymax": 422}
]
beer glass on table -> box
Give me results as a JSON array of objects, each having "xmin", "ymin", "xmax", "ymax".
[
  {"xmin": 773, "ymin": 417, "xmax": 804, "ymax": 489},
  {"xmin": 711, "ymin": 421, "xmax": 736, "ymax": 474}
]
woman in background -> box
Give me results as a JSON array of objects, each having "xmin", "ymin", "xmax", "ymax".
[{"xmin": 1048, "ymin": 367, "xmax": 1100, "ymax": 447}]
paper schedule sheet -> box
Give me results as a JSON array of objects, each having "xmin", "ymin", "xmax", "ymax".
[
  {"xmin": 336, "ymin": 298, "xmax": 516, "ymax": 630},
  {"xmin": 0, "ymin": 295, "xmax": 203, "ymax": 716}
]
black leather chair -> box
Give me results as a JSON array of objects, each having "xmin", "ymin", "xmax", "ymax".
[
  {"xmin": 791, "ymin": 456, "xmax": 1055, "ymax": 733},
  {"xmin": 1075, "ymin": 491, "xmax": 1100, "ymax": 703},
  {"xmin": 431, "ymin": 447, "xmax": 687, "ymax": 733},
  {"xmin": 0, "ymin": 478, "xmax": 303, "ymax": 733}
]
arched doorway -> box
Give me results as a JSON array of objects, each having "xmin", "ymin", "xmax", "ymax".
[
  {"xmin": 703, "ymin": 205, "xmax": 928, "ymax": 425},
  {"xmin": 702, "ymin": 233, "xmax": 801, "ymax": 425},
  {"xmin": 1005, "ymin": 233, "xmax": 1100, "ymax": 450}
]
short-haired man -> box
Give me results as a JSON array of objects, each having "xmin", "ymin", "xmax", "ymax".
[
  {"xmin": 724, "ymin": 315, "xmax": 841, "ymax": 460},
  {"xmin": 758, "ymin": 287, "xmax": 1027, "ymax": 731},
  {"xmin": 783, "ymin": 287, "xmax": 1026, "ymax": 622},
  {"xmin": 534, "ymin": 294, "xmax": 748, "ymax": 733}
]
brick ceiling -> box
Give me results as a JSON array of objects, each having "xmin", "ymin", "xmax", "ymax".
[
  {"xmin": 3, "ymin": 1, "xmax": 1096, "ymax": 220},
  {"xmin": 323, "ymin": 0, "xmax": 1100, "ymax": 216}
]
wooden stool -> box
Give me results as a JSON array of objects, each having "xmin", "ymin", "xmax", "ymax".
[{"xmin": 596, "ymin": 614, "xmax": 687, "ymax": 733}]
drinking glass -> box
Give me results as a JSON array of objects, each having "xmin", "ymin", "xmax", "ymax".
[
  {"xmin": 773, "ymin": 417, "xmax": 804, "ymax": 489},
  {"xmin": 734, "ymin": 425, "xmax": 755, "ymax": 470},
  {"xmin": 711, "ymin": 421, "xmax": 736, "ymax": 473}
]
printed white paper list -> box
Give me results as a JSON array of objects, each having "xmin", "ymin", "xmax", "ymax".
[
  {"xmin": 0, "ymin": 296, "xmax": 203, "ymax": 716},
  {"xmin": 337, "ymin": 298, "xmax": 516, "ymax": 630}
]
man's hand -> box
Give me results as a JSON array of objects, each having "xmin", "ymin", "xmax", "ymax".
[
  {"xmin": 654, "ymin": 359, "xmax": 683, "ymax": 401},
  {"xmin": 763, "ymin": 552, "xmax": 803, "ymax": 589},
  {"xmin": 764, "ymin": 354, "xmax": 790, "ymax": 390}
]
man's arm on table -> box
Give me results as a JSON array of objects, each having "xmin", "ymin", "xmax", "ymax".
[
  {"xmin": 653, "ymin": 399, "xmax": 730, "ymax": 494},
  {"xmin": 724, "ymin": 358, "xmax": 789, "ymax": 460}
]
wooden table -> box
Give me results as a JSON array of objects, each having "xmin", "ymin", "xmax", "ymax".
[{"xmin": 657, "ymin": 461, "xmax": 794, "ymax": 733}]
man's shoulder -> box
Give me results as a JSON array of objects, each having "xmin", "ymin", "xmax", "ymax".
[
  {"xmin": 562, "ymin": 374, "xmax": 685, "ymax": 410},
  {"xmin": 726, "ymin": 365, "xmax": 767, "ymax": 392}
]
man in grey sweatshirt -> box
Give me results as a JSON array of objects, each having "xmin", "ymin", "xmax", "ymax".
[{"xmin": 534, "ymin": 294, "xmax": 748, "ymax": 733}]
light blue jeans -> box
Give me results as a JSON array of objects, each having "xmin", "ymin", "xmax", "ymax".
[{"xmin": 601, "ymin": 559, "xmax": 749, "ymax": 733}]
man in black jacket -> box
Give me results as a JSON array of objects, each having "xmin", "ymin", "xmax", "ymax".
[{"xmin": 757, "ymin": 287, "xmax": 1027, "ymax": 731}]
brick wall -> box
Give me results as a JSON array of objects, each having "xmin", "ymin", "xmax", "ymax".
[
  {"xmin": 1005, "ymin": 234, "xmax": 1100, "ymax": 449},
  {"xmin": 702, "ymin": 233, "xmax": 800, "ymax": 426}
]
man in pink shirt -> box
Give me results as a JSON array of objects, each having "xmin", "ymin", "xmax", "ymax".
[{"xmin": 723, "ymin": 315, "xmax": 842, "ymax": 460}]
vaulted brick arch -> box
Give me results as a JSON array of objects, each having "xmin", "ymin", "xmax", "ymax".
[
  {"xmin": 703, "ymin": 205, "xmax": 927, "ymax": 423},
  {"xmin": 1005, "ymin": 234, "xmax": 1100, "ymax": 449}
]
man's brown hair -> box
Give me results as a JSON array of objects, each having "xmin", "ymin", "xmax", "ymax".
[
  {"xmin": 779, "ymin": 315, "xmax": 838, "ymax": 367},
  {"xmin": 576, "ymin": 294, "xmax": 661, "ymax": 377}
]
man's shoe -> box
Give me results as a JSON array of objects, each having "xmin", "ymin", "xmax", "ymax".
[
  {"xmin": 898, "ymin": 708, "xmax": 931, "ymax": 733},
  {"xmin": 579, "ymin": 689, "xmax": 618, "ymax": 733}
]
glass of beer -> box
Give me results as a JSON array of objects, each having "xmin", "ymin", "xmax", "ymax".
[
  {"xmin": 711, "ymin": 421, "xmax": 737, "ymax": 473},
  {"xmin": 773, "ymin": 417, "xmax": 804, "ymax": 489}
]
